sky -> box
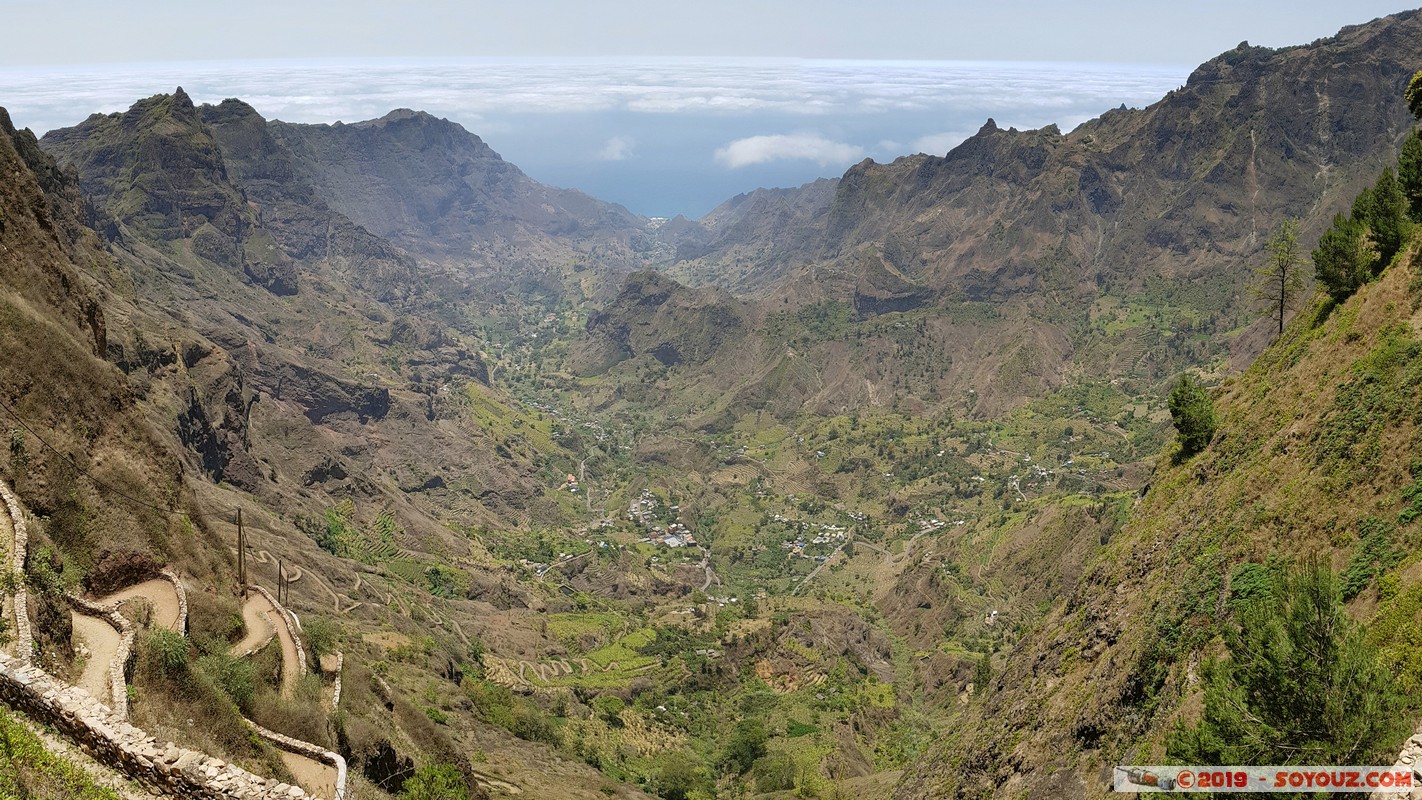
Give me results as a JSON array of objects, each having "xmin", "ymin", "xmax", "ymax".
[
  {"xmin": 0, "ymin": 1, "xmax": 1408, "ymax": 65},
  {"xmin": 0, "ymin": 2, "xmax": 1410, "ymax": 216}
]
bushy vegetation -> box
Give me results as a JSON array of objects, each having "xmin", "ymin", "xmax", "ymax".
[
  {"xmin": 1167, "ymin": 562, "xmax": 1408, "ymax": 766},
  {"xmin": 130, "ymin": 628, "xmax": 289, "ymax": 778},
  {"xmin": 399, "ymin": 763, "xmax": 471, "ymax": 800},
  {"xmin": 1167, "ymin": 374, "xmax": 1216, "ymax": 458},
  {"xmin": 1314, "ymin": 153, "xmax": 1417, "ymax": 302}
]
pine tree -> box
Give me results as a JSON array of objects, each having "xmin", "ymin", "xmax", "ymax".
[
  {"xmin": 1312, "ymin": 214, "xmax": 1375, "ymax": 303},
  {"xmin": 1398, "ymin": 131, "xmax": 1422, "ymax": 223},
  {"xmin": 1358, "ymin": 168, "xmax": 1413, "ymax": 269},
  {"xmin": 1252, "ymin": 219, "xmax": 1306, "ymax": 338},
  {"xmin": 1167, "ymin": 561, "xmax": 1408, "ymax": 768},
  {"xmin": 1167, "ymin": 374, "xmax": 1215, "ymax": 458}
]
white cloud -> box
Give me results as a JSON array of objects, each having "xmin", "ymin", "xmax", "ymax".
[
  {"xmin": 714, "ymin": 133, "xmax": 864, "ymax": 169},
  {"xmin": 911, "ymin": 130, "xmax": 973, "ymax": 155},
  {"xmin": 597, "ymin": 135, "xmax": 634, "ymax": 161}
]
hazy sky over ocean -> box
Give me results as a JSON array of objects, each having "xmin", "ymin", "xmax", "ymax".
[
  {"xmin": 0, "ymin": 2, "xmax": 1405, "ymax": 216},
  {"xmin": 1, "ymin": 59, "xmax": 1190, "ymax": 216}
]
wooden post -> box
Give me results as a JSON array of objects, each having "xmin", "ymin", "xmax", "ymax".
[{"xmin": 237, "ymin": 508, "xmax": 246, "ymax": 594}]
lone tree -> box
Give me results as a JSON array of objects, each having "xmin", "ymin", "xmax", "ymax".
[
  {"xmin": 1167, "ymin": 560, "xmax": 1408, "ymax": 767},
  {"xmin": 1168, "ymin": 373, "xmax": 1216, "ymax": 458},
  {"xmin": 1253, "ymin": 218, "xmax": 1306, "ymax": 337}
]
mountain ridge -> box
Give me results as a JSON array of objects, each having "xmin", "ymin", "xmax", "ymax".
[{"xmin": 596, "ymin": 9, "xmax": 1422, "ymax": 421}]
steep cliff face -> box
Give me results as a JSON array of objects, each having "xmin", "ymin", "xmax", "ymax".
[
  {"xmin": 577, "ymin": 270, "xmax": 753, "ymax": 374},
  {"xmin": 0, "ymin": 107, "xmax": 205, "ymax": 568},
  {"xmin": 36, "ymin": 92, "xmax": 566, "ymax": 538},
  {"xmin": 268, "ymin": 109, "xmax": 657, "ymax": 302},
  {"xmin": 199, "ymin": 99, "xmax": 426, "ymax": 301},
  {"xmin": 41, "ymin": 89, "xmax": 253, "ymax": 258}
]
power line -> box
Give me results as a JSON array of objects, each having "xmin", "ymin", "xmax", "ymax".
[{"xmin": 0, "ymin": 391, "xmax": 227, "ymax": 521}]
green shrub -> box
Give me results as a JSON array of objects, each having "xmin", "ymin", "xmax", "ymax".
[
  {"xmin": 788, "ymin": 718, "xmax": 819, "ymax": 738},
  {"xmin": 197, "ymin": 651, "xmax": 257, "ymax": 712},
  {"xmin": 752, "ymin": 751, "xmax": 797, "ymax": 793},
  {"xmin": 143, "ymin": 628, "xmax": 191, "ymax": 681},
  {"xmin": 1339, "ymin": 517, "xmax": 1401, "ymax": 601},
  {"xmin": 400, "ymin": 763, "xmax": 470, "ymax": 800},
  {"xmin": 1168, "ymin": 561, "xmax": 1408, "ymax": 765},
  {"xmin": 1167, "ymin": 374, "xmax": 1215, "ymax": 458},
  {"xmin": 592, "ymin": 695, "xmax": 625, "ymax": 724},
  {"xmin": 649, "ymin": 751, "xmax": 704, "ymax": 800},
  {"xmin": 302, "ymin": 617, "xmax": 337, "ymax": 665},
  {"xmin": 510, "ymin": 705, "xmax": 559, "ymax": 744},
  {"xmin": 719, "ymin": 718, "xmax": 767, "ymax": 775}
]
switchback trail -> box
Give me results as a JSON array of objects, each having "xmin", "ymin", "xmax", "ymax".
[{"xmin": 231, "ymin": 590, "xmax": 302, "ymax": 698}]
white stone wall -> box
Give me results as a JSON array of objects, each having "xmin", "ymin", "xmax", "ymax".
[
  {"xmin": 160, "ymin": 567, "xmax": 189, "ymax": 635},
  {"xmin": 329, "ymin": 652, "xmax": 344, "ymax": 711},
  {"xmin": 0, "ymin": 479, "xmax": 32, "ymax": 665},
  {"xmin": 0, "ymin": 653, "xmax": 323, "ymax": 799},
  {"xmin": 249, "ymin": 584, "xmax": 307, "ymax": 677},
  {"xmin": 64, "ymin": 593, "xmax": 134, "ymax": 719},
  {"xmin": 250, "ymin": 719, "xmax": 348, "ymax": 800}
]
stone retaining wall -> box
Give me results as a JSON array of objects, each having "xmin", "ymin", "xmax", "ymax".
[
  {"xmin": 0, "ymin": 653, "xmax": 323, "ymax": 799},
  {"xmin": 242, "ymin": 584, "xmax": 348, "ymax": 799},
  {"xmin": 329, "ymin": 652, "xmax": 344, "ymax": 711},
  {"xmin": 160, "ymin": 568, "xmax": 189, "ymax": 636},
  {"xmin": 1376, "ymin": 733, "xmax": 1422, "ymax": 799},
  {"xmin": 65, "ymin": 593, "xmax": 135, "ymax": 719},
  {"xmin": 249, "ymin": 584, "xmax": 307, "ymax": 677},
  {"xmin": 250, "ymin": 720, "xmax": 348, "ymax": 800},
  {"xmin": 0, "ymin": 479, "xmax": 32, "ymax": 665},
  {"xmin": 0, "ymin": 481, "xmax": 345, "ymax": 799}
]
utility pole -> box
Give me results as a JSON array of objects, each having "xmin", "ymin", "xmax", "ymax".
[{"xmin": 237, "ymin": 508, "xmax": 246, "ymax": 595}]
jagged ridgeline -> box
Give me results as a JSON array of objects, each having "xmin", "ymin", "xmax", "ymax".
[{"xmin": 0, "ymin": 7, "xmax": 1420, "ymax": 800}]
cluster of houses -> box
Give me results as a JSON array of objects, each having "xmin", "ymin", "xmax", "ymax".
[
  {"xmin": 776, "ymin": 518, "xmax": 849, "ymax": 561},
  {"xmin": 629, "ymin": 490, "xmax": 698, "ymax": 549}
]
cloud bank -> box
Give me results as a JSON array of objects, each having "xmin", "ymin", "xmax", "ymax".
[
  {"xmin": 715, "ymin": 133, "xmax": 864, "ymax": 168},
  {"xmin": 0, "ymin": 58, "xmax": 1187, "ymax": 136}
]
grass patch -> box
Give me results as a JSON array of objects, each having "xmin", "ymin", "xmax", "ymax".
[{"xmin": 0, "ymin": 708, "xmax": 124, "ymax": 800}]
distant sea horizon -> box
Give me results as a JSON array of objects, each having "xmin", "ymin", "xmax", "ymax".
[{"xmin": 1, "ymin": 57, "xmax": 1191, "ymax": 217}]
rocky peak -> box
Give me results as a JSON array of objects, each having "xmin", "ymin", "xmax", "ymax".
[
  {"xmin": 41, "ymin": 91, "xmax": 254, "ymax": 273},
  {"xmin": 169, "ymin": 85, "xmax": 196, "ymax": 118}
]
